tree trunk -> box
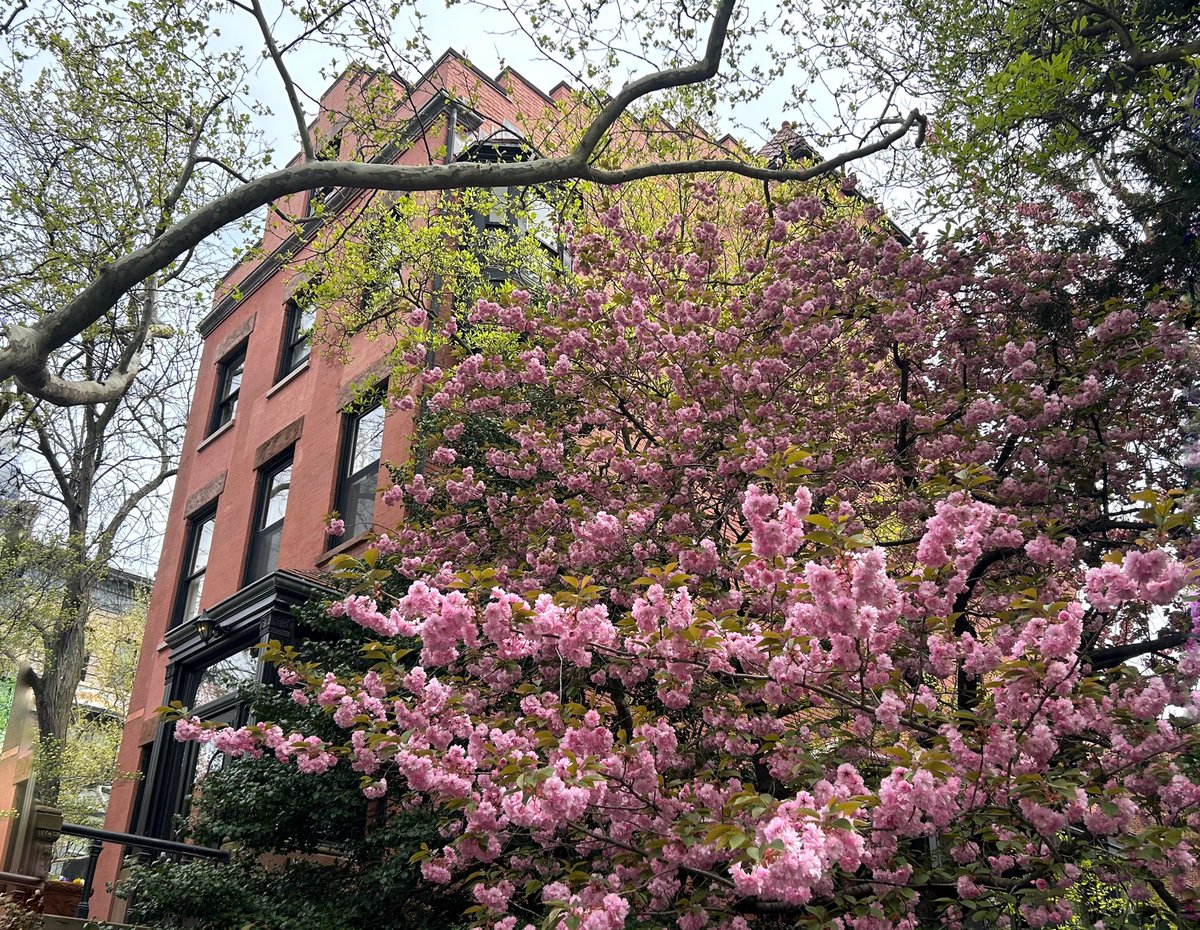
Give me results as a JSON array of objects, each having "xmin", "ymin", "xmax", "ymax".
[{"xmin": 32, "ymin": 586, "xmax": 88, "ymax": 806}]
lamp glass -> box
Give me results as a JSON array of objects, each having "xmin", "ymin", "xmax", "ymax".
[{"xmin": 194, "ymin": 612, "xmax": 216, "ymax": 644}]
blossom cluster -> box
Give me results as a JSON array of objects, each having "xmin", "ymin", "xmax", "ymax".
[{"xmin": 173, "ymin": 186, "xmax": 1199, "ymax": 929}]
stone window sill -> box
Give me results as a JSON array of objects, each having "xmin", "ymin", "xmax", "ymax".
[
  {"xmin": 267, "ymin": 361, "xmax": 310, "ymax": 398},
  {"xmin": 197, "ymin": 419, "xmax": 234, "ymax": 452},
  {"xmin": 316, "ymin": 531, "xmax": 371, "ymax": 565}
]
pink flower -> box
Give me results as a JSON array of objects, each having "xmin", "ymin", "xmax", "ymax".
[
  {"xmin": 473, "ymin": 880, "xmax": 516, "ymax": 913},
  {"xmin": 741, "ymin": 484, "xmax": 808, "ymax": 559},
  {"xmin": 363, "ymin": 778, "xmax": 387, "ymax": 799},
  {"xmin": 173, "ymin": 716, "xmax": 208, "ymax": 742}
]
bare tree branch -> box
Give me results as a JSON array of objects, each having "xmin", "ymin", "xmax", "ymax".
[
  {"xmin": 158, "ymin": 96, "xmax": 230, "ymax": 232},
  {"xmin": 6, "ymin": 325, "xmax": 141, "ymax": 405},
  {"xmin": 23, "ymin": 398, "xmax": 76, "ymax": 511},
  {"xmin": 573, "ymin": 0, "xmax": 736, "ymax": 162},
  {"xmin": 193, "ymin": 155, "xmax": 251, "ymax": 183},
  {"xmin": 96, "ymin": 461, "xmax": 177, "ymax": 561},
  {"xmin": 1, "ymin": 131, "xmax": 923, "ymax": 400},
  {"xmin": 1089, "ymin": 631, "xmax": 1192, "ymax": 671},
  {"xmin": 1074, "ymin": 0, "xmax": 1200, "ymax": 67},
  {"xmin": 0, "ymin": 0, "xmax": 27, "ymax": 33},
  {"xmin": 278, "ymin": 0, "xmax": 354, "ymax": 54},
  {"xmin": 247, "ymin": 0, "xmax": 315, "ymax": 163}
]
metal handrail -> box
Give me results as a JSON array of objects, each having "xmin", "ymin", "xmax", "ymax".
[
  {"xmin": 60, "ymin": 822, "xmax": 229, "ymax": 859},
  {"xmin": 59, "ymin": 821, "xmax": 229, "ymax": 919}
]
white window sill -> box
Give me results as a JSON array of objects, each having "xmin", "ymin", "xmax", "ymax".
[{"xmin": 267, "ymin": 361, "xmax": 310, "ymax": 397}]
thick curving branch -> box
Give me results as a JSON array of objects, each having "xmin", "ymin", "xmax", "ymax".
[
  {"xmin": 1073, "ymin": 0, "xmax": 1200, "ymax": 68},
  {"xmin": 572, "ymin": 0, "xmax": 737, "ymax": 161},
  {"xmin": 583, "ymin": 112, "xmax": 925, "ymax": 183},
  {"xmin": 0, "ymin": 0, "xmax": 925, "ymax": 406},
  {"xmin": 1089, "ymin": 631, "xmax": 1192, "ymax": 671},
  {"xmin": 5, "ymin": 323, "xmax": 142, "ymax": 405}
]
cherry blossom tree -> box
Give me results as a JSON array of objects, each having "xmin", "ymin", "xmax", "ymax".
[{"xmin": 173, "ymin": 178, "xmax": 1198, "ymax": 929}]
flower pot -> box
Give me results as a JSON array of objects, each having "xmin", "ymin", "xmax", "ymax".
[{"xmin": 39, "ymin": 880, "xmax": 83, "ymax": 917}]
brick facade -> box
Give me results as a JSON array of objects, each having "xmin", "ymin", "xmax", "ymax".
[{"xmin": 94, "ymin": 50, "xmax": 571, "ymax": 919}]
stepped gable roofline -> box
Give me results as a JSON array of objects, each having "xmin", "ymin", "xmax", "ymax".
[
  {"xmin": 254, "ymin": 50, "xmax": 515, "ymax": 172},
  {"xmin": 496, "ymin": 65, "xmax": 558, "ymax": 106},
  {"xmin": 281, "ymin": 65, "xmax": 400, "ymax": 170},
  {"xmin": 423, "ymin": 47, "xmax": 515, "ymax": 102},
  {"xmin": 211, "ymin": 48, "xmax": 557, "ymax": 302},
  {"xmin": 205, "ymin": 91, "xmax": 459, "ymax": 333}
]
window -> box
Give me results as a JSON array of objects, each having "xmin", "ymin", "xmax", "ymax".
[
  {"xmin": 194, "ymin": 648, "xmax": 259, "ymax": 706},
  {"xmin": 279, "ymin": 299, "xmax": 315, "ymax": 378},
  {"xmin": 246, "ymin": 454, "xmax": 292, "ymax": 582},
  {"xmin": 307, "ymin": 133, "xmax": 343, "ymax": 215},
  {"xmin": 472, "ymin": 186, "xmax": 566, "ymax": 288},
  {"xmin": 139, "ymin": 574, "xmax": 319, "ymax": 839},
  {"xmin": 528, "ymin": 197, "xmax": 559, "ymax": 252},
  {"xmin": 333, "ymin": 402, "xmax": 385, "ymax": 542},
  {"xmin": 485, "ymin": 186, "xmax": 516, "ymax": 228},
  {"xmin": 211, "ymin": 345, "xmax": 246, "ymax": 432},
  {"xmin": 176, "ymin": 510, "xmax": 215, "ymax": 627},
  {"xmin": 181, "ymin": 651, "xmax": 257, "ymax": 825}
]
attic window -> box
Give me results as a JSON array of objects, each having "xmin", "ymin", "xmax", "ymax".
[{"xmin": 309, "ymin": 132, "xmax": 343, "ymax": 214}]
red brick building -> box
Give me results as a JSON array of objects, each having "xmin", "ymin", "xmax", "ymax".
[{"xmin": 95, "ymin": 50, "xmax": 575, "ymax": 918}]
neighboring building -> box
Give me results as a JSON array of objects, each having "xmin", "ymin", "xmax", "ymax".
[
  {"xmin": 78, "ymin": 568, "xmax": 149, "ymax": 717},
  {"xmin": 54, "ymin": 568, "xmax": 150, "ymax": 878},
  {"xmin": 94, "ymin": 50, "xmax": 580, "ymax": 919},
  {"xmin": 0, "ymin": 563, "xmax": 149, "ymax": 881}
]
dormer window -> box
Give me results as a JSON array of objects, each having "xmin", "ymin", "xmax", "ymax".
[
  {"xmin": 308, "ymin": 133, "xmax": 343, "ymax": 215},
  {"xmin": 472, "ymin": 185, "xmax": 565, "ymax": 267}
]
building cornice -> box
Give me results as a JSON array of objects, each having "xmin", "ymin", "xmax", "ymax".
[{"xmin": 162, "ymin": 569, "xmax": 338, "ymax": 662}]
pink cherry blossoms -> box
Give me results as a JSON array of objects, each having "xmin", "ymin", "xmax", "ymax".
[{"xmin": 173, "ymin": 182, "xmax": 1200, "ymax": 930}]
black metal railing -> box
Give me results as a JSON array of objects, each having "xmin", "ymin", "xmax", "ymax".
[{"xmin": 60, "ymin": 822, "xmax": 229, "ymax": 919}]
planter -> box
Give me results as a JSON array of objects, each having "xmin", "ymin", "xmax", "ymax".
[{"xmin": 39, "ymin": 880, "xmax": 83, "ymax": 917}]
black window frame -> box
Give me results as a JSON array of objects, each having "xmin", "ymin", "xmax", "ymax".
[
  {"xmin": 174, "ymin": 507, "xmax": 216, "ymax": 628},
  {"xmin": 210, "ymin": 343, "xmax": 246, "ymax": 434},
  {"xmin": 139, "ymin": 639, "xmax": 262, "ymax": 839},
  {"xmin": 306, "ymin": 133, "xmax": 343, "ymax": 216},
  {"xmin": 278, "ymin": 298, "xmax": 315, "ymax": 380},
  {"xmin": 470, "ymin": 185, "xmax": 567, "ymax": 286},
  {"xmin": 332, "ymin": 399, "xmax": 385, "ymax": 545},
  {"xmin": 245, "ymin": 451, "xmax": 294, "ymax": 584}
]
